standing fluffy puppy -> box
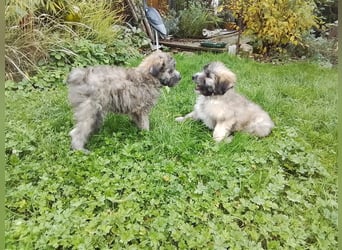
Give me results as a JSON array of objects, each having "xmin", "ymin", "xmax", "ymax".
[
  {"xmin": 176, "ymin": 62, "xmax": 274, "ymax": 142},
  {"xmin": 67, "ymin": 51, "xmax": 181, "ymax": 152}
]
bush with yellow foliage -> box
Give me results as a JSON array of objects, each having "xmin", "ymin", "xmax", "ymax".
[{"xmin": 220, "ymin": 0, "xmax": 318, "ymax": 54}]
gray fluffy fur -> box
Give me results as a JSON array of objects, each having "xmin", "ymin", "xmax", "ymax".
[{"xmin": 67, "ymin": 51, "xmax": 181, "ymax": 152}]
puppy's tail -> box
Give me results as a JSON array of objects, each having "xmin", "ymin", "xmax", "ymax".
[{"xmin": 67, "ymin": 68, "xmax": 87, "ymax": 86}]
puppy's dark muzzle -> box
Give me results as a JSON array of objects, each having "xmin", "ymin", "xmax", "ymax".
[
  {"xmin": 177, "ymin": 73, "xmax": 182, "ymax": 81},
  {"xmin": 171, "ymin": 71, "xmax": 181, "ymax": 85},
  {"xmin": 162, "ymin": 71, "xmax": 181, "ymax": 87},
  {"xmin": 192, "ymin": 73, "xmax": 200, "ymax": 81},
  {"xmin": 171, "ymin": 73, "xmax": 181, "ymax": 86}
]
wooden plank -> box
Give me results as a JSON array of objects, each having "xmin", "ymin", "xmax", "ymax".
[{"xmin": 160, "ymin": 40, "xmax": 227, "ymax": 52}]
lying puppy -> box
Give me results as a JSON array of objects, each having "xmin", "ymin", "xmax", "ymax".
[
  {"xmin": 176, "ymin": 62, "xmax": 274, "ymax": 142},
  {"xmin": 67, "ymin": 51, "xmax": 181, "ymax": 152}
]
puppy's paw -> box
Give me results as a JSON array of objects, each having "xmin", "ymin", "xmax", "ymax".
[
  {"xmin": 213, "ymin": 136, "xmax": 225, "ymax": 143},
  {"xmin": 225, "ymin": 135, "xmax": 234, "ymax": 143},
  {"xmin": 213, "ymin": 136, "xmax": 233, "ymax": 143},
  {"xmin": 175, "ymin": 116, "xmax": 185, "ymax": 122},
  {"xmin": 80, "ymin": 148, "xmax": 91, "ymax": 154},
  {"xmin": 71, "ymin": 146, "xmax": 90, "ymax": 154}
]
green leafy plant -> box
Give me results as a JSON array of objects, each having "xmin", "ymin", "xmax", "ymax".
[{"xmin": 9, "ymin": 36, "xmax": 142, "ymax": 91}]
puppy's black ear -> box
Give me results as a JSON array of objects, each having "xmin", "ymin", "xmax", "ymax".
[
  {"xmin": 214, "ymin": 79, "xmax": 230, "ymax": 95},
  {"xmin": 214, "ymin": 73, "xmax": 236, "ymax": 95},
  {"xmin": 203, "ymin": 63, "xmax": 210, "ymax": 70}
]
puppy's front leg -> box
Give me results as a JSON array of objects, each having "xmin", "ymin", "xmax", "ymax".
[
  {"xmin": 175, "ymin": 111, "xmax": 198, "ymax": 122},
  {"xmin": 213, "ymin": 122, "xmax": 232, "ymax": 142}
]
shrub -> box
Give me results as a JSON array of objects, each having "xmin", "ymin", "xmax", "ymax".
[
  {"xmin": 221, "ymin": 0, "xmax": 318, "ymax": 54},
  {"xmin": 169, "ymin": 0, "xmax": 211, "ymax": 12},
  {"xmin": 6, "ymin": 31, "xmax": 144, "ymax": 91},
  {"xmin": 314, "ymin": 0, "xmax": 338, "ymax": 23},
  {"xmin": 287, "ymin": 32, "xmax": 338, "ymax": 66},
  {"xmin": 176, "ymin": 2, "xmax": 222, "ymax": 38},
  {"xmin": 163, "ymin": 9, "xmax": 180, "ymax": 36}
]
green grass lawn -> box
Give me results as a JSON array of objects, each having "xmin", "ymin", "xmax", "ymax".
[{"xmin": 5, "ymin": 53, "xmax": 337, "ymax": 249}]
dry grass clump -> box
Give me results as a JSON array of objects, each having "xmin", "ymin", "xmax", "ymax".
[{"xmin": 5, "ymin": 0, "xmax": 123, "ymax": 81}]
